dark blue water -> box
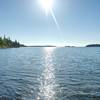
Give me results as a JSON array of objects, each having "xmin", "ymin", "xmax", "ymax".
[{"xmin": 0, "ymin": 47, "xmax": 100, "ymax": 100}]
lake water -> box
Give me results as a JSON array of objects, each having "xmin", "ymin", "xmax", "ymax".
[{"xmin": 0, "ymin": 47, "xmax": 100, "ymax": 100}]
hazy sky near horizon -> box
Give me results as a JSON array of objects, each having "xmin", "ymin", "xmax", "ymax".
[{"xmin": 0, "ymin": 0, "xmax": 100, "ymax": 46}]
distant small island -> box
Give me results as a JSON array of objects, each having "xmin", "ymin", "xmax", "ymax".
[
  {"xmin": 86, "ymin": 44, "xmax": 100, "ymax": 47},
  {"xmin": 0, "ymin": 36, "xmax": 25, "ymax": 48}
]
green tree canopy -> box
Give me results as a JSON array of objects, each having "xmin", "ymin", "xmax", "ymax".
[{"xmin": 0, "ymin": 36, "xmax": 24, "ymax": 48}]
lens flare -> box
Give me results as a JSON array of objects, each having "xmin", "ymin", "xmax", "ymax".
[{"xmin": 50, "ymin": 9, "xmax": 61, "ymax": 32}]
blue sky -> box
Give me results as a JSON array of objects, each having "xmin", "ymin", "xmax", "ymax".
[{"xmin": 0, "ymin": 0, "xmax": 100, "ymax": 46}]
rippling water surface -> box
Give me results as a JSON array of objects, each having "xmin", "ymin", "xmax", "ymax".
[{"xmin": 0, "ymin": 47, "xmax": 100, "ymax": 100}]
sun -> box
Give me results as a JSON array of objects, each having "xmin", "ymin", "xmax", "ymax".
[{"xmin": 39, "ymin": 0, "xmax": 54, "ymax": 14}]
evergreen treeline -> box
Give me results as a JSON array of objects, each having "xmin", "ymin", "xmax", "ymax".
[
  {"xmin": 0, "ymin": 36, "xmax": 24, "ymax": 48},
  {"xmin": 86, "ymin": 44, "xmax": 100, "ymax": 47}
]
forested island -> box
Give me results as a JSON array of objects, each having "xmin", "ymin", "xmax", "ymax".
[
  {"xmin": 86, "ymin": 44, "xmax": 100, "ymax": 47},
  {"xmin": 0, "ymin": 36, "xmax": 25, "ymax": 48}
]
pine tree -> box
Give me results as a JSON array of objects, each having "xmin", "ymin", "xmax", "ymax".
[{"xmin": 0, "ymin": 35, "xmax": 24, "ymax": 48}]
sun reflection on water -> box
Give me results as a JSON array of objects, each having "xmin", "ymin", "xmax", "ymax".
[
  {"xmin": 44, "ymin": 47, "xmax": 56, "ymax": 53},
  {"xmin": 38, "ymin": 47, "xmax": 56, "ymax": 100}
]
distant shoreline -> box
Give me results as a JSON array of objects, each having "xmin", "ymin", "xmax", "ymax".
[
  {"xmin": 86, "ymin": 44, "xmax": 100, "ymax": 47},
  {"xmin": 26, "ymin": 45, "xmax": 56, "ymax": 47}
]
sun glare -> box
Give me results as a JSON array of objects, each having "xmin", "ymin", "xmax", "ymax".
[
  {"xmin": 39, "ymin": 0, "xmax": 54, "ymax": 14},
  {"xmin": 38, "ymin": 0, "xmax": 61, "ymax": 32}
]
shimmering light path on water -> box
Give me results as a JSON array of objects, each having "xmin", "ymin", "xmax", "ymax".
[{"xmin": 38, "ymin": 47, "xmax": 57, "ymax": 100}]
